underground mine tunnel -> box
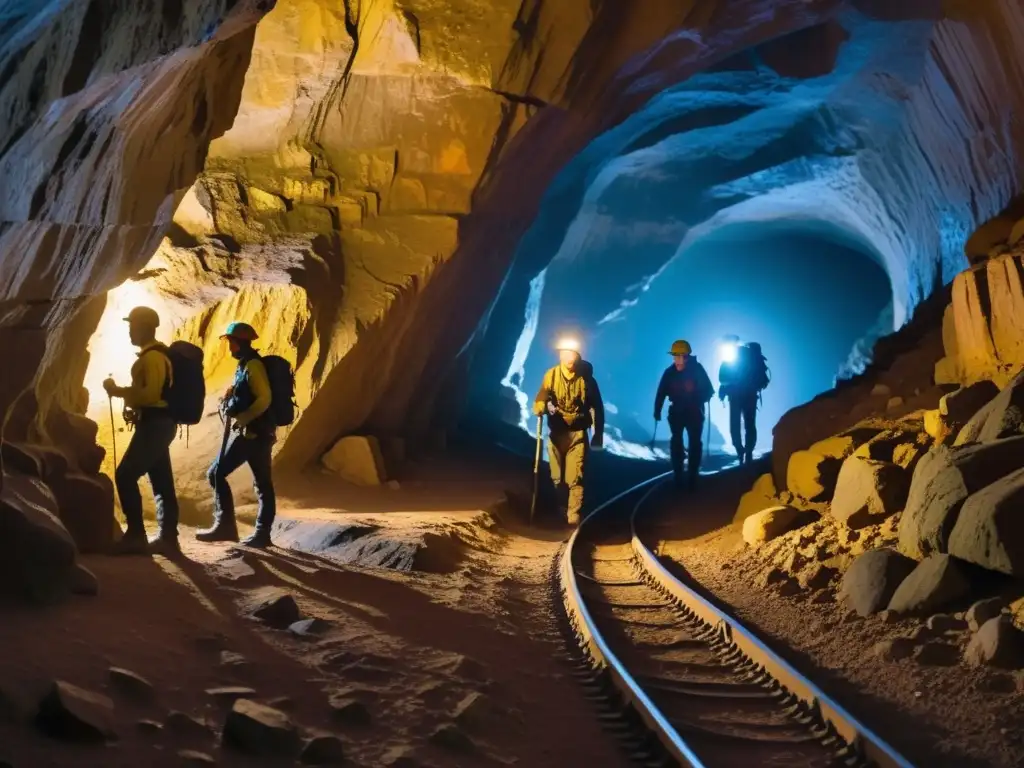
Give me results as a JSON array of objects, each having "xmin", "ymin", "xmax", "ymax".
[{"xmin": 3, "ymin": 1, "xmax": 1024, "ymax": 767}]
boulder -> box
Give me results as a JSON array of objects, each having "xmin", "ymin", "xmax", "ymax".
[
  {"xmin": 108, "ymin": 668, "xmax": 155, "ymax": 702},
  {"xmin": 0, "ymin": 470, "xmax": 78, "ymax": 602},
  {"xmin": 887, "ymin": 554, "xmax": 972, "ymax": 615},
  {"xmin": 967, "ymin": 597, "xmax": 1005, "ymax": 632},
  {"xmin": 964, "ymin": 617, "xmax": 1024, "ymax": 668},
  {"xmin": 955, "ymin": 371, "xmax": 1024, "ymax": 446},
  {"xmin": 924, "ymin": 409, "xmax": 947, "ymax": 441},
  {"xmin": 940, "ymin": 381, "xmax": 1000, "ymax": 428},
  {"xmin": 947, "ymin": 466, "xmax": 1024, "ymax": 575},
  {"xmin": 251, "ymin": 591, "xmax": 301, "ymax": 629},
  {"xmin": 223, "ymin": 699, "xmax": 301, "ymax": 757},
  {"xmin": 322, "ymin": 436, "xmax": 388, "ymax": 486},
  {"xmin": 892, "ymin": 442, "xmax": 925, "ymax": 471},
  {"xmin": 898, "ymin": 437, "xmax": 1024, "ymax": 559},
  {"xmin": 838, "ymin": 548, "xmax": 917, "ymax": 616},
  {"xmin": 741, "ymin": 505, "xmax": 804, "ymax": 547},
  {"xmin": 829, "ymin": 456, "xmax": 909, "ymax": 528},
  {"xmin": 853, "ymin": 428, "xmax": 919, "ymax": 463},
  {"xmin": 51, "ymin": 472, "xmax": 115, "ymax": 554},
  {"xmin": 787, "ymin": 435, "xmax": 858, "ymax": 502},
  {"xmin": 301, "ymin": 734, "xmax": 346, "ymax": 765},
  {"xmin": 35, "ymin": 681, "xmax": 115, "ymax": 743},
  {"xmin": 733, "ymin": 473, "xmax": 777, "ymax": 524}
]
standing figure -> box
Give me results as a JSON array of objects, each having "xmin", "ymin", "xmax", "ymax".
[
  {"xmin": 719, "ymin": 338, "xmax": 770, "ymax": 464},
  {"xmin": 197, "ymin": 322, "xmax": 277, "ymax": 548},
  {"xmin": 654, "ymin": 340, "xmax": 714, "ymax": 490},
  {"xmin": 532, "ymin": 338, "xmax": 603, "ymax": 525},
  {"xmin": 103, "ymin": 306, "xmax": 181, "ymax": 556}
]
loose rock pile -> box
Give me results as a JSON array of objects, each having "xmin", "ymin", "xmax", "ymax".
[{"xmin": 737, "ymin": 366, "xmax": 1024, "ymax": 672}]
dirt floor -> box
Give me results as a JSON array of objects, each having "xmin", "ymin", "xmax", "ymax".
[
  {"xmin": 640, "ymin": 460, "xmax": 1024, "ymax": 768},
  {"xmin": 0, "ymin": 441, "xmax": 669, "ymax": 768}
]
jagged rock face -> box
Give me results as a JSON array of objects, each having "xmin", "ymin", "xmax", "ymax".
[
  {"xmin": 2, "ymin": 0, "xmax": 1024, "ymax": 515},
  {"xmin": 0, "ymin": 1, "xmax": 271, "ymax": 492}
]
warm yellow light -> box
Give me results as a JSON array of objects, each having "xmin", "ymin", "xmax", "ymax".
[
  {"xmin": 555, "ymin": 337, "xmax": 580, "ymax": 353},
  {"xmin": 84, "ymin": 280, "xmax": 169, "ymax": 410}
]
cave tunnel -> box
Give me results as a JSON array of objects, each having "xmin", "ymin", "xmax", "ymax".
[
  {"xmin": 5, "ymin": 1, "xmax": 1024, "ymax": 767},
  {"xmin": 496, "ymin": 221, "xmax": 892, "ymax": 459}
]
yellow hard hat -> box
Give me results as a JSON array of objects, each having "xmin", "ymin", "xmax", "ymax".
[{"xmin": 669, "ymin": 340, "xmax": 692, "ymax": 356}]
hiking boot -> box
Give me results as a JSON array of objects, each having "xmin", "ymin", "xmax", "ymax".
[
  {"xmin": 111, "ymin": 531, "xmax": 150, "ymax": 556},
  {"xmin": 240, "ymin": 529, "xmax": 272, "ymax": 549},
  {"xmin": 148, "ymin": 534, "xmax": 181, "ymax": 558},
  {"xmin": 196, "ymin": 519, "xmax": 239, "ymax": 543}
]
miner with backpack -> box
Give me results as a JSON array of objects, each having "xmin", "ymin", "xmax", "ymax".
[
  {"xmin": 532, "ymin": 337, "xmax": 604, "ymax": 526},
  {"xmin": 102, "ymin": 306, "xmax": 183, "ymax": 556},
  {"xmin": 719, "ymin": 339, "xmax": 770, "ymax": 465},
  {"xmin": 654, "ymin": 340, "xmax": 714, "ymax": 490},
  {"xmin": 197, "ymin": 322, "xmax": 295, "ymax": 548}
]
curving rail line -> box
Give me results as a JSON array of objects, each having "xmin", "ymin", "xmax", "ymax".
[{"xmin": 556, "ymin": 472, "xmax": 916, "ymax": 768}]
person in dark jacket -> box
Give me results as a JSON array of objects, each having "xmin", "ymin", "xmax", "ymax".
[
  {"xmin": 196, "ymin": 322, "xmax": 277, "ymax": 548},
  {"xmin": 654, "ymin": 339, "xmax": 714, "ymax": 490},
  {"xmin": 718, "ymin": 337, "xmax": 768, "ymax": 465}
]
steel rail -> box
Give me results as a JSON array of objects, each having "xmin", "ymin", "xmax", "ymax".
[{"xmin": 558, "ymin": 472, "xmax": 917, "ymax": 768}]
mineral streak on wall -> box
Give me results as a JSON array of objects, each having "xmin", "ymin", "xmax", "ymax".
[{"xmin": 1, "ymin": 1, "xmax": 1023, "ymax": 534}]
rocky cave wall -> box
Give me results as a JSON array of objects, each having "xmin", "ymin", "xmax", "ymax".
[{"xmin": 1, "ymin": 0, "xmax": 1024, "ymax": 553}]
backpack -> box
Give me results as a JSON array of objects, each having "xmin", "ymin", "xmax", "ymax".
[
  {"xmin": 742, "ymin": 342, "xmax": 770, "ymax": 392},
  {"xmin": 261, "ymin": 355, "xmax": 297, "ymax": 427},
  {"xmin": 159, "ymin": 341, "xmax": 206, "ymax": 425}
]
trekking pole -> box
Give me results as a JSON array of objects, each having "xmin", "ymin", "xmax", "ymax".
[
  {"xmin": 528, "ymin": 414, "xmax": 543, "ymax": 526},
  {"xmin": 107, "ymin": 387, "xmax": 118, "ymax": 469},
  {"xmin": 705, "ymin": 402, "xmax": 711, "ymax": 460},
  {"xmin": 650, "ymin": 420, "xmax": 658, "ymax": 449},
  {"xmin": 217, "ymin": 401, "xmax": 232, "ymax": 481}
]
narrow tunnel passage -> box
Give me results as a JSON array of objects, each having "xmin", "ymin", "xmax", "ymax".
[{"xmin": 501, "ymin": 223, "xmax": 891, "ymax": 458}]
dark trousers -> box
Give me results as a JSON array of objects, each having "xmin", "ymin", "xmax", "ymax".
[
  {"xmin": 115, "ymin": 412, "xmax": 179, "ymax": 537},
  {"xmin": 728, "ymin": 394, "xmax": 758, "ymax": 456},
  {"xmin": 668, "ymin": 406, "xmax": 703, "ymax": 482},
  {"xmin": 208, "ymin": 431, "xmax": 276, "ymax": 531}
]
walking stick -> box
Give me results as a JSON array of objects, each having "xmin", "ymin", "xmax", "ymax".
[
  {"xmin": 529, "ymin": 415, "xmax": 543, "ymax": 526},
  {"xmin": 107, "ymin": 390, "xmax": 118, "ymax": 468},
  {"xmin": 705, "ymin": 402, "xmax": 711, "ymax": 460},
  {"xmin": 650, "ymin": 420, "xmax": 658, "ymax": 449},
  {"xmin": 217, "ymin": 402, "xmax": 232, "ymax": 481}
]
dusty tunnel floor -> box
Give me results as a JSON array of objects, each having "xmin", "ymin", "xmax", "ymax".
[
  {"xmin": 4, "ymin": 446, "xmax": 1021, "ymax": 767},
  {"xmin": 0, "ymin": 447, "xmax": 640, "ymax": 768}
]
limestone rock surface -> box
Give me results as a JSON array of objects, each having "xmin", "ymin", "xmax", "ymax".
[
  {"xmin": 887, "ymin": 554, "xmax": 972, "ymax": 616},
  {"xmin": 947, "ymin": 467, "xmax": 1024, "ymax": 575},
  {"xmin": 741, "ymin": 506, "xmax": 804, "ymax": 547},
  {"xmin": 838, "ymin": 548, "xmax": 917, "ymax": 616},
  {"xmin": 322, "ymin": 436, "xmax": 388, "ymax": 486}
]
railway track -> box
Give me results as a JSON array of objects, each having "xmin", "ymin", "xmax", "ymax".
[{"xmin": 557, "ymin": 472, "xmax": 915, "ymax": 768}]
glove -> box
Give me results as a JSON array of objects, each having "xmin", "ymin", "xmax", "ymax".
[
  {"xmin": 546, "ymin": 401, "xmax": 558, "ymax": 416},
  {"xmin": 532, "ymin": 401, "xmax": 546, "ymax": 416},
  {"xmin": 590, "ymin": 433, "xmax": 604, "ymax": 451}
]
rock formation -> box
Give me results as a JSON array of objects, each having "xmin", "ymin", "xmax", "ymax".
[{"xmin": 0, "ymin": 1, "xmax": 1023, "ymax": 574}]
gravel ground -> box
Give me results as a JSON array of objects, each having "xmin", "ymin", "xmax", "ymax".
[{"xmin": 641, "ymin": 462, "xmax": 1024, "ymax": 768}]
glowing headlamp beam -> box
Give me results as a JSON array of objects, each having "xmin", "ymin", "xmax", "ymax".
[
  {"xmin": 555, "ymin": 337, "xmax": 580, "ymax": 353},
  {"xmin": 719, "ymin": 342, "xmax": 739, "ymax": 363}
]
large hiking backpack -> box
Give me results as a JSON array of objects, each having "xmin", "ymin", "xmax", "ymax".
[
  {"xmin": 261, "ymin": 355, "xmax": 297, "ymax": 427},
  {"xmin": 742, "ymin": 342, "xmax": 770, "ymax": 392},
  {"xmin": 160, "ymin": 341, "xmax": 206, "ymax": 425}
]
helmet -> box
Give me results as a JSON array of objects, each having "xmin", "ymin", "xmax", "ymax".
[
  {"xmin": 220, "ymin": 321, "xmax": 259, "ymax": 342},
  {"xmin": 123, "ymin": 306, "xmax": 160, "ymax": 328},
  {"xmin": 669, "ymin": 340, "xmax": 692, "ymax": 356},
  {"xmin": 555, "ymin": 336, "xmax": 581, "ymax": 354}
]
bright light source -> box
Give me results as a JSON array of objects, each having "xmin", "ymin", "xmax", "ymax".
[
  {"xmin": 720, "ymin": 342, "xmax": 739, "ymax": 363},
  {"xmin": 555, "ymin": 337, "xmax": 580, "ymax": 353}
]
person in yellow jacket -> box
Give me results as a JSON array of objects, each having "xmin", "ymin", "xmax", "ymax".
[
  {"xmin": 196, "ymin": 322, "xmax": 277, "ymax": 548},
  {"xmin": 533, "ymin": 337, "xmax": 604, "ymax": 525},
  {"xmin": 102, "ymin": 306, "xmax": 181, "ymax": 556}
]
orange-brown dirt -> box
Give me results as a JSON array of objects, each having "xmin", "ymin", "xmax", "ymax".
[
  {"xmin": 1, "ymin": 446, "xmax": 642, "ymax": 768},
  {"xmin": 640, "ymin": 462, "xmax": 1024, "ymax": 768}
]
